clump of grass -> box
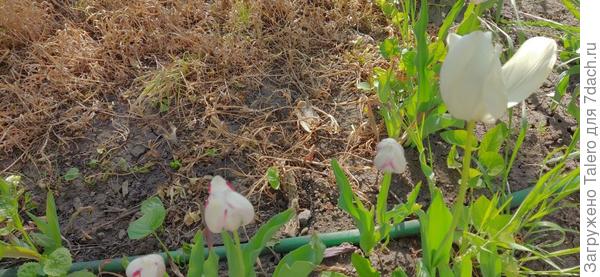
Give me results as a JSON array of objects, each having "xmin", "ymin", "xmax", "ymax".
[{"xmin": 0, "ymin": 0, "xmax": 58, "ymax": 48}]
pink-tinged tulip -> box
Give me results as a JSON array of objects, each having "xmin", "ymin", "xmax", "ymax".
[
  {"xmin": 440, "ymin": 31, "xmax": 557, "ymax": 123},
  {"xmin": 125, "ymin": 254, "xmax": 166, "ymax": 277},
  {"xmin": 374, "ymin": 138, "xmax": 407, "ymax": 174},
  {"xmin": 204, "ymin": 175, "xmax": 255, "ymax": 233}
]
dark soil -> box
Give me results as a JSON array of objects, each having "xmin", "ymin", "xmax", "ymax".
[{"xmin": 0, "ymin": 0, "xmax": 578, "ymax": 276}]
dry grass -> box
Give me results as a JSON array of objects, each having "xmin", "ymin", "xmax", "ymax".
[
  {"xmin": 1, "ymin": 0, "xmax": 389, "ymax": 175},
  {"xmin": 0, "ymin": 0, "xmax": 400, "ymax": 263}
]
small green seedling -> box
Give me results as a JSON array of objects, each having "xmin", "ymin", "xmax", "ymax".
[{"xmin": 169, "ymin": 159, "xmax": 182, "ymax": 171}]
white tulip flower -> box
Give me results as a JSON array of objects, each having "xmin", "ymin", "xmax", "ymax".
[
  {"xmin": 471, "ymin": 0, "xmax": 489, "ymax": 4},
  {"xmin": 440, "ymin": 31, "xmax": 557, "ymax": 123},
  {"xmin": 204, "ymin": 175, "xmax": 255, "ymax": 233},
  {"xmin": 374, "ymin": 138, "xmax": 407, "ymax": 174},
  {"xmin": 126, "ymin": 254, "xmax": 166, "ymax": 277}
]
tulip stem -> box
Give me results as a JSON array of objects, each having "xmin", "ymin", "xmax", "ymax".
[
  {"xmin": 435, "ymin": 120, "xmax": 475, "ymax": 263},
  {"xmin": 232, "ymin": 230, "xmax": 245, "ymax": 269},
  {"xmin": 457, "ymin": 120, "xmax": 476, "ymax": 210}
]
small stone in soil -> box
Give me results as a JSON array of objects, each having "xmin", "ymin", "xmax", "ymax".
[
  {"xmin": 95, "ymin": 193, "xmax": 107, "ymax": 205},
  {"xmin": 122, "ymin": 181, "xmax": 129, "ymax": 196},
  {"xmin": 109, "ymin": 180, "xmax": 121, "ymax": 193},
  {"xmin": 118, "ymin": 229, "xmax": 127, "ymax": 240},
  {"xmin": 300, "ymin": 227, "xmax": 309, "ymax": 236},
  {"xmin": 73, "ymin": 197, "xmax": 83, "ymax": 210},
  {"xmin": 129, "ymin": 144, "xmax": 147, "ymax": 159},
  {"xmin": 298, "ymin": 209, "xmax": 312, "ymax": 227}
]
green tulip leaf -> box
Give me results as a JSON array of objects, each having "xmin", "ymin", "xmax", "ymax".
[
  {"xmin": 243, "ymin": 208, "xmax": 295, "ymax": 274},
  {"xmin": 273, "ymin": 235, "xmax": 325, "ymax": 277},
  {"xmin": 188, "ymin": 231, "xmax": 205, "ymax": 277},
  {"xmin": 351, "ymin": 253, "xmax": 380, "ymax": 277}
]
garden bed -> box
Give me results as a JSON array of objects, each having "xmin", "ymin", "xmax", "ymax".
[{"xmin": 0, "ymin": 0, "xmax": 579, "ymax": 276}]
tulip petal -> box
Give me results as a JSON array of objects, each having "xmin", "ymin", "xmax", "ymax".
[
  {"xmin": 480, "ymin": 56, "xmax": 509, "ymax": 123},
  {"xmin": 227, "ymin": 191, "xmax": 255, "ymax": 225},
  {"xmin": 374, "ymin": 138, "xmax": 407, "ymax": 174},
  {"xmin": 126, "ymin": 254, "xmax": 166, "ymax": 277},
  {"xmin": 204, "ymin": 198, "xmax": 227, "ymax": 233},
  {"xmin": 441, "ymin": 31, "xmax": 504, "ymax": 121},
  {"xmin": 210, "ymin": 175, "xmax": 231, "ymax": 195},
  {"xmin": 502, "ymin": 37, "xmax": 557, "ymax": 108},
  {"xmin": 447, "ymin": 33, "xmax": 462, "ymax": 48}
]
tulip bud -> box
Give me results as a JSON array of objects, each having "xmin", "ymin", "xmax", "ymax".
[
  {"xmin": 204, "ymin": 176, "xmax": 255, "ymax": 233},
  {"xmin": 126, "ymin": 254, "xmax": 166, "ymax": 277},
  {"xmin": 440, "ymin": 31, "xmax": 556, "ymax": 123},
  {"xmin": 374, "ymin": 138, "xmax": 407, "ymax": 174}
]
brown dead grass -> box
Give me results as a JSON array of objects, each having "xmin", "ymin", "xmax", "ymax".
[
  {"xmin": 0, "ymin": 0, "xmax": 389, "ymax": 175},
  {"xmin": 1, "ymin": 0, "xmax": 393, "ymax": 263}
]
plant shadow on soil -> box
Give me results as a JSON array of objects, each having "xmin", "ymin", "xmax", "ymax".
[{"xmin": 0, "ymin": 0, "xmax": 578, "ymax": 275}]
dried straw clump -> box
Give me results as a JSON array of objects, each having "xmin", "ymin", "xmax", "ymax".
[{"xmin": 1, "ymin": 0, "xmax": 385, "ymax": 182}]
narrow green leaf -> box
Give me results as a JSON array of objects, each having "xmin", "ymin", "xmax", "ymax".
[
  {"xmin": 392, "ymin": 267, "xmax": 409, "ymax": 277},
  {"xmin": 419, "ymin": 189, "xmax": 453, "ymax": 271},
  {"xmin": 331, "ymin": 160, "xmax": 358, "ymax": 217},
  {"xmin": 478, "ymin": 245, "xmax": 502, "ymax": 277},
  {"xmin": 453, "ymin": 254, "xmax": 472, "ymax": 277},
  {"xmin": 203, "ymin": 249, "xmax": 219, "ymax": 277},
  {"xmin": 44, "ymin": 192, "xmax": 62, "ymax": 253},
  {"xmin": 223, "ymin": 232, "xmax": 245, "ymax": 277},
  {"xmin": 351, "ymin": 253, "xmax": 380, "ymax": 277},
  {"xmin": 320, "ymin": 272, "xmax": 349, "ymax": 277},
  {"xmin": 0, "ymin": 243, "xmax": 42, "ymax": 260},
  {"xmin": 187, "ymin": 231, "xmax": 205, "ymax": 277},
  {"xmin": 447, "ymin": 145, "xmax": 461, "ymax": 169},
  {"xmin": 560, "ymin": 0, "xmax": 580, "ymax": 19},
  {"xmin": 243, "ymin": 209, "xmax": 295, "ymax": 273},
  {"xmin": 437, "ymin": 0, "xmax": 465, "ymax": 41},
  {"xmin": 457, "ymin": 4, "xmax": 480, "ymax": 35}
]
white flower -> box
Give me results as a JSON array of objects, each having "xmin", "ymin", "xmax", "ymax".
[
  {"xmin": 471, "ymin": 0, "xmax": 489, "ymax": 4},
  {"xmin": 204, "ymin": 175, "xmax": 255, "ymax": 233},
  {"xmin": 440, "ymin": 31, "xmax": 557, "ymax": 123},
  {"xmin": 126, "ymin": 254, "xmax": 166, "ymax": 277},
  {"xmin": 374, "ymin": 138, "xmax": 407, "ymax": 174}
]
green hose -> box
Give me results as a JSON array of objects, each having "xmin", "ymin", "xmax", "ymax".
[{"xmin": 2, "ymin": 186, "xmax": 533, "ymax": 275}]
